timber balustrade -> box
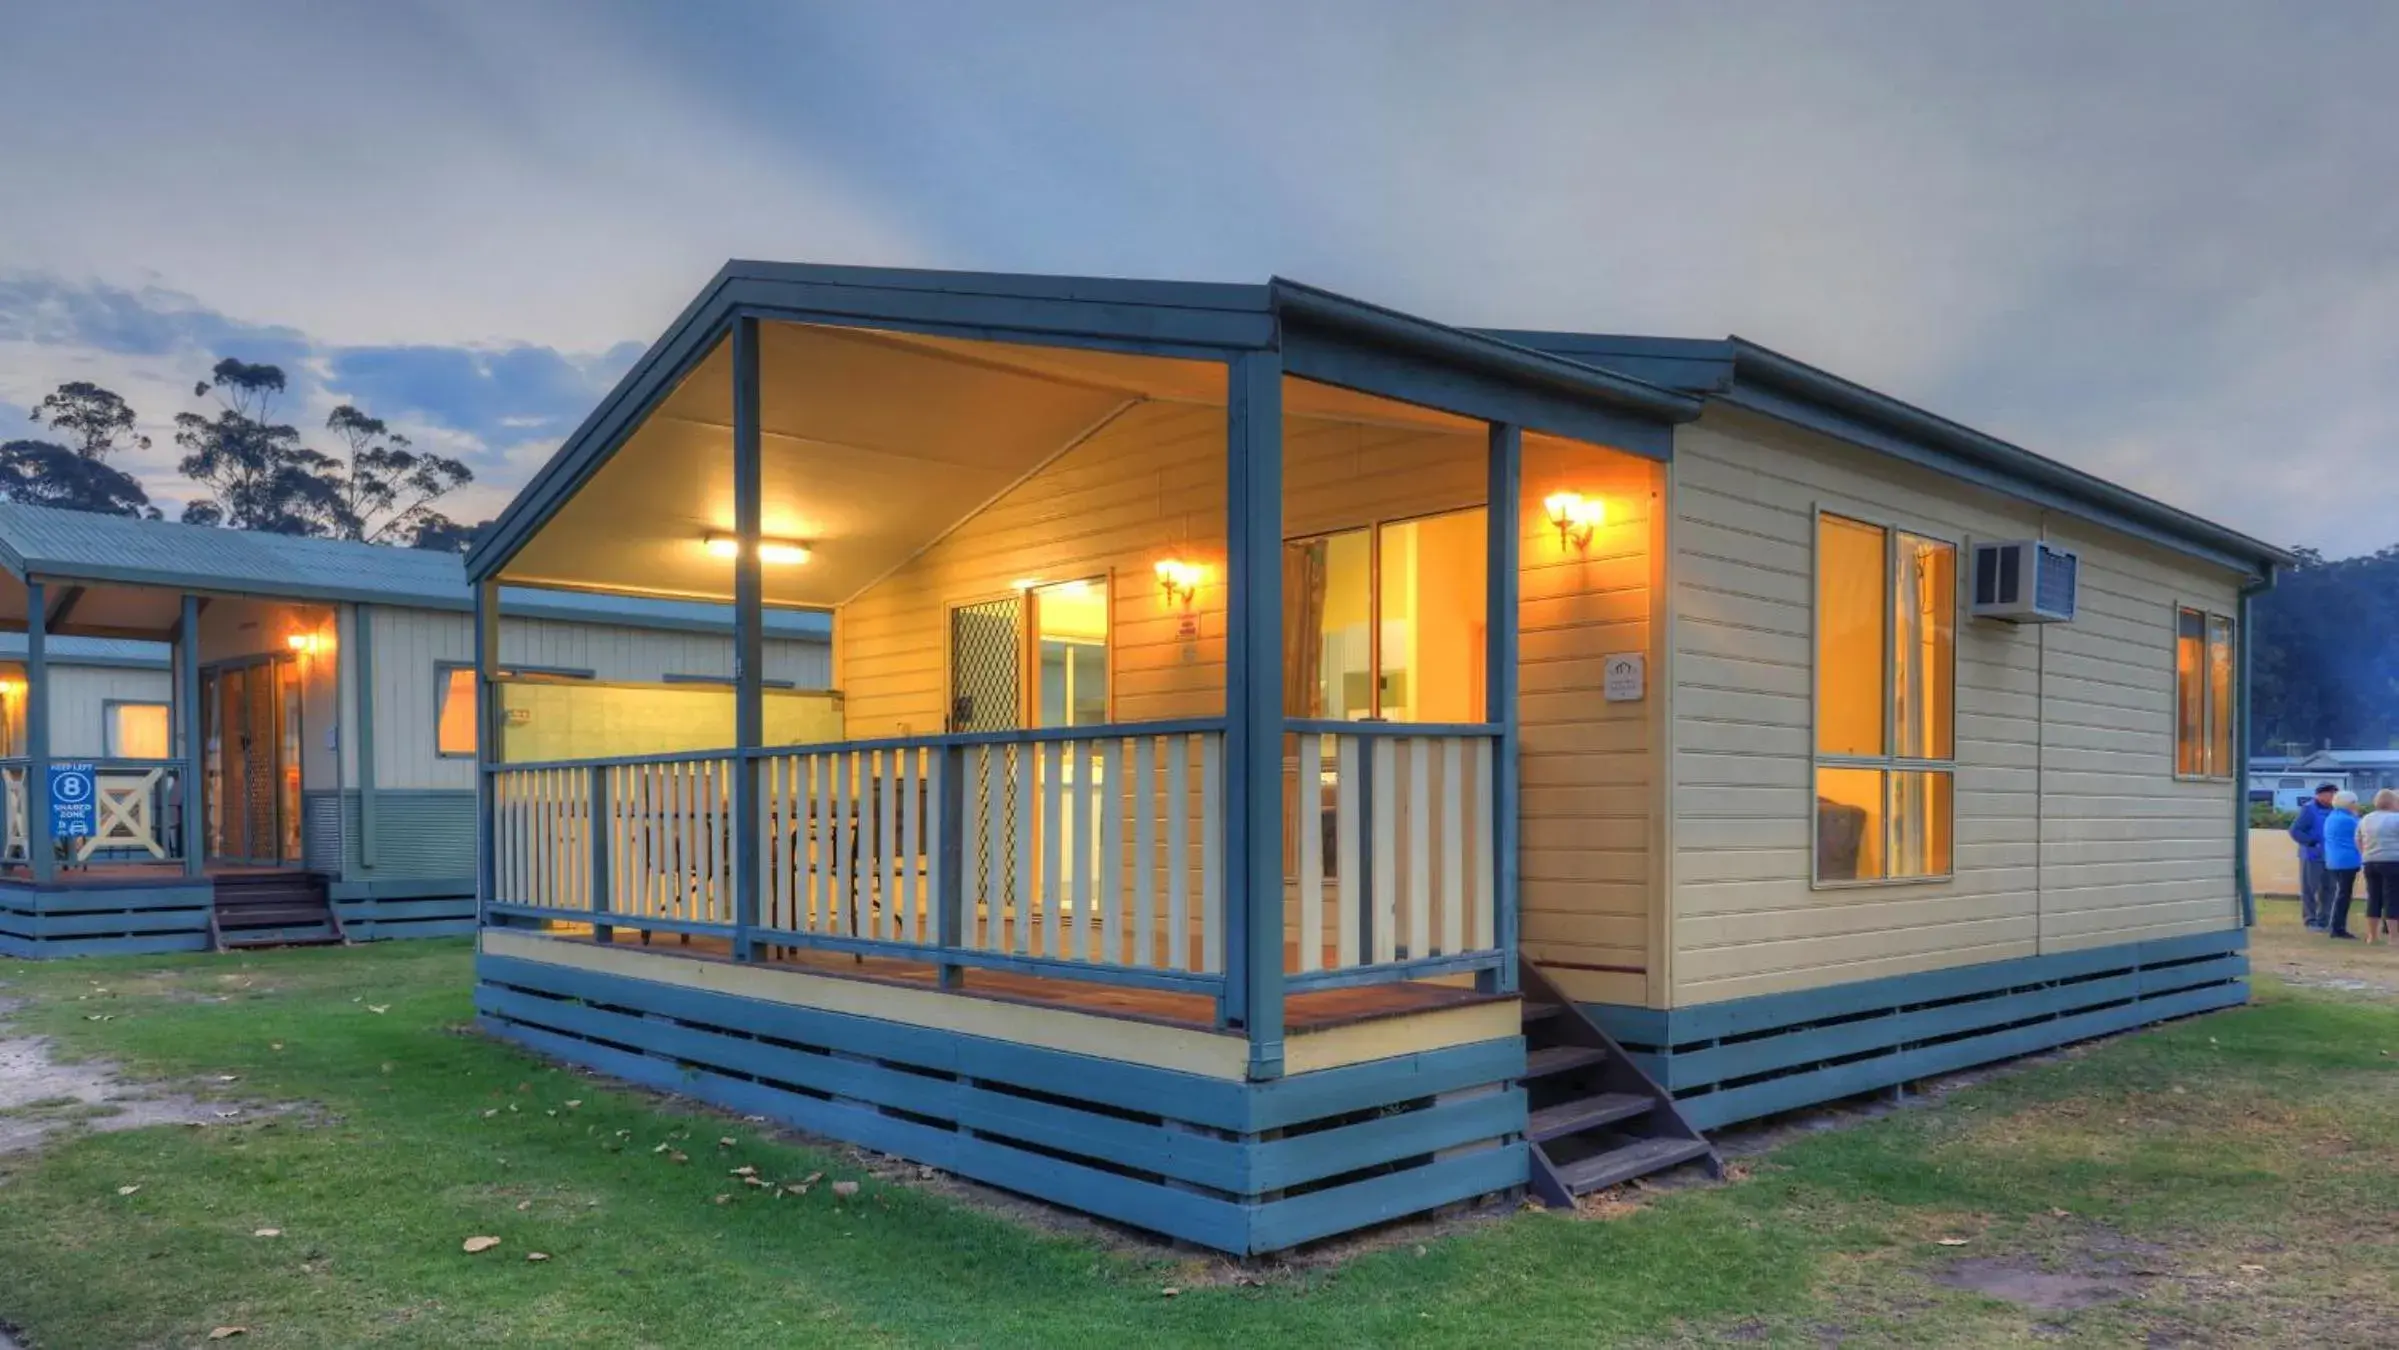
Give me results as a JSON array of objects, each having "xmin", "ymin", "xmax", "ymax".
[
  {"xmin": 3, "ymin": 757, "xmax": 191, "ymax": 869},
  {"xmin": 482, "ymin": 718, "xmax": 1507, "ymax": 1009}
]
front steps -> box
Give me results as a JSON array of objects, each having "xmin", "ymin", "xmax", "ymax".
[
  {"xmin": 208, "ymin": 872, "xmax": 346, "ymax": 951},
  {"xmin": 1519, "ymin": 959, "xmax": 1719, "ymax": 1205}
]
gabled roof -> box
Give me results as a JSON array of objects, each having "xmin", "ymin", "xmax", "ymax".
[
  {"xmin": 1474, "ymin": 332, "xmax": 2292, "ymax": 577},
  {"xmin": 0, "ymin": 503, "xmax": 829, "ymax": 641},
  {"xmin": 467, "ymin": 261, "xmax": 1703, "ymax": 584}
]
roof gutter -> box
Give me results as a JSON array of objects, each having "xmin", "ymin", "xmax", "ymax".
[
  {"xmin": 1729, "ymin": 341, "xmax": 2294, "ymax": 575},
  {"xmin": 1270, "ymin": 281, "xmax": 1702, "ymax": 424}
]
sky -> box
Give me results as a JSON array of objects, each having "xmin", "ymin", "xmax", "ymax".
[{"xmin": 2, "ymin": 0, "xmax": 2395, "ymax": 553}]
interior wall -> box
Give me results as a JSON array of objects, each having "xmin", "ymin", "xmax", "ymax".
[
  {"xmin": 497, "ymin": 683, "xmax": 844, "ymax": 762},
  {"xmin": 1663, "ymin": 406, "xmax": 2248, "ymax": 1008}
]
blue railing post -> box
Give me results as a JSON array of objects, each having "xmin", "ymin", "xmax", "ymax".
[
  {"xmin": 176, "ymin": 593, "xmax": 204, "ymax": 878},
  {"xmin": 935, "ymin": 743, "xmax": 966, "ymax": 988},
  {"xmin": 473, "ymin": 578, "xmax": 500, "ymax": 929},
  {"xmin": 589, "ymin": 762, "xmax": 612, "ymax": 944},
  {"xmin": 730, "ymin": 313, "xmax": 765, "ymax": 963},
  {"xmin": 1225, "ymin": 349, "xmax": 1286, "ymax": 1076},
  {"xmin": 25, "ymin": 579, "xmax": 52, "ymax": 884},
  {"xmin": 1484, "ymin": 423, "xmax": 1522, "ymax": 994}
]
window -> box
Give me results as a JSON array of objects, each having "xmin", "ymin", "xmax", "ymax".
[
  {"xmin": 1814, "ymin": 514, "xmax": 1955, "ymax": 883},
  {"xmin": 1030, "ymin": 578, "xmax": 1108, "ymax": 728},
  {"xmin": 2176, "ymin": 606, "xmax": 2237, "ymax": 778},
  {"xmin": 1284, "ymin": 508, "xmax": 1488, "ymax": 722},
  {"xmin": 105, "ymin": 701, "xmax": 171, "ymax": 758},
  {"xmin": 436, "ymin": 665, "xmax": 478, "ymax": 758}
]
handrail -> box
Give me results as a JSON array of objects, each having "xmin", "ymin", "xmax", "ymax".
[{"xmin": 486, "ymin": 717, "xmax": 1232, "ymax": 775}]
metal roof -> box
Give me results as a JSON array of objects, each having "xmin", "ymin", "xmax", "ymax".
[
  {"xmin": 0, "ymin": 503, "xmax": 828, "ymax": 640},
  {"xmin": 0, "ymin": 631, "xmax": 169, "ymax": 668},
  {"xmin": 1473, "ymin": 331, "xmax": 2292, "ymax": 577}
]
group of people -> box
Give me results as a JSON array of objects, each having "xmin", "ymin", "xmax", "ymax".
[{"xmin": 2291, "ymin": 782, "xmax": 2399, "ymax": 942}]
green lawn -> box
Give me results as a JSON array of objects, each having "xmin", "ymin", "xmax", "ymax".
[{"xmin": 1, "ymin": 911, "xmax": 2394, "ymax": 1348}]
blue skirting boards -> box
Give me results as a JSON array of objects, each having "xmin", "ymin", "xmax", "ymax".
[
  {"xmin": 329, "ymin": 882, "xmax": 479, "ymax": 943},
  {"xmin": 0, "ymin": 879, "xmax": 215, "ymax": 959},
  {"xmin": 475, "ymin": 951, "xmax": 1528, "ymax": 1254},
  {"xmin": 1581, "ymin": 929, "xmax": 2250, "ymax": 1131}
]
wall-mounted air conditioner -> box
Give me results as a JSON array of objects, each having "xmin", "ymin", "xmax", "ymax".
[{"xmin": 1970, "ymin": 539, "xmax": 2078, "ymax": 623}]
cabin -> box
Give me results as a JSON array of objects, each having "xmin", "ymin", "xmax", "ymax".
[
  {"xmin": 463, "ymin": 262, "xmax": 2287, "ymax": 1255},
  {"xmin": 0, "ymin": 504, "xmax": 828, "ymax": 958}
]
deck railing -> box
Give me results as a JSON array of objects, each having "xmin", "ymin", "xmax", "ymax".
[
  {"xmin": 483, "ymin": 716, "xmax": 1506, "ymax": 1008},
  {"xmin": 3, "ymin": 757, "xmax": 190, "ymax": 868}
]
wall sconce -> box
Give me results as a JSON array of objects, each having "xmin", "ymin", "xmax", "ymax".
[
  {"xmin": 1544, "ymin": 491, "xmax": 1604, "ymax": 551},
  {"xmin": 703, "ymin": 534, "xmax": 812, "ymax": 565},
  {"xmin": 0, "ymin": 678, "xmax": 22, "ymax": 698},
  {"xmin": 1154, "ymin": 559, "xmax": 1203, "ymax": 610},
  {"xmin": 286, "ymin": 632, "xmax": 322, "ymax": 655}
]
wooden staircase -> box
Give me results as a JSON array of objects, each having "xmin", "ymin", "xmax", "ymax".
[
  {"xmin": 208, "ymin": 872, "xmax": 346, "ymax": 951},
  {"xmin": 1519, "ymin": 959, "xmax": 1720, "ymax": 1206}
]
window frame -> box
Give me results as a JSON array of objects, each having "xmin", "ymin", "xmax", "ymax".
[
  {"xmin": 438, "ymin": 662, "xmax": 597, "ymax": 759},
  {"xmin": 1809, "ymin": 505, "xmax": 1961, "ymax": 889},
  {"xmin": 2172, "ymin": 601, "xmax": 2238, "ymax": 782},
  {"xmin": 102, "ymin": 699, "xmax": 174, "ymax": 760},
  {"xmin": 1283, "ymin": 503, "xmax": 1491, "ymax": 724},
  {"xmin": 434, "ymin": 662, "xmax": 480, "ymax": 760}
]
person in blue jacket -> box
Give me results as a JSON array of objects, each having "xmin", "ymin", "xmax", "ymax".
[
  {"xmin": 2323, "ymin": 791, "xmax": 2362, "ymax": 940},
  {"xmin": 2291, "ymin": 783, "xmax": 2340, "ymax": 930}
]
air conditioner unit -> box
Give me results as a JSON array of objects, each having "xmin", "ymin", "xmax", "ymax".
[{"xmin": 1970, "ymin": 539, "xmax": 2078, "ymax": 623}]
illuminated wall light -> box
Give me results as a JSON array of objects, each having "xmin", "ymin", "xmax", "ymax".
[
  {"xmin": 1154, "ymin": 558, "xmax": 1204, "ymax": 609},
  {"xmin": 1543, "ymin": 491, "xmax": 1605, "ymax": 551},
  {"xmin": 286, "ymin": 633, "xmax": 322, "ymax": 655},
  {"xmin": 703, "ymin": 533, "xmax": 812, "ymax": 564},
  {"xmin": 0, "ymin": 678, "xmax": 22, "ymax": 698}
]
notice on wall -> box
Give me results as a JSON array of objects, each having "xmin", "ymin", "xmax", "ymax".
[{"xmin": 1602, "ymin": 653, "xmax": 1645, "ymax": 703}]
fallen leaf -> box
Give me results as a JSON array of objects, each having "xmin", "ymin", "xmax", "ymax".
[
  {"xmin": 483, "ymin": 1109, "xmax": 499, "ymax": 1119},
  {"xmin": 713, "ymin": 1193, "xmax": 733, "ymax": 1206},
  {"xmin": 462, "ymin": 1236, "xmax": 502, "ymax": 1254},
  {"xmin": 719, "ymin": 1136, "xmax": 738, "ymax": 1148},
  {"xmin": 743, "ymin": 1176, "xmax": 768, "ymax": 1188},
  {"xmin": 367, "ymin": 1005, "xmax": 389, "ymax": 1015},
  {"xmin": 565, "ymin": 1100, "xmax": 582, "ymax": 1109},
  {"xmin": 253, "ymin": 1228, "xmax": 282, "ymax": 1238},
  {"xmin": 217, "ymin": 1075, "xmax": 239, "ymax": 1082},
  {"xmin": 527, "ymin": 1252, "xmax": 551, "ymax": 1263},
  {"xmin": 669, "ymin": 1151, "xmax": 689, "ymax": 1164},
  {"xmin": 1160, "ymin": 1287, "xmax": 1181, "ymax": 1299},
  {"xmin": 730, "ymin": 1165, "xmax": 759, "ymax": 1178},
  {"xmin": 1935, "ymin": 1238, "xmax": 1970, "ymax": 1247},
  {"xmin": 516, "ymin": 1200, "xmax": 532, "ymax": 1212},
  {"xmin": 2049, "ymin": 1208, "xmax": 2072, "ymax": 1218},
  {"xmin": 800, "ymin": 1171, "xmax": 823, "ymax": 1187},
  {"xmin": 117, "ymin": 1185, "xmax": 141, "ymax": 1196},
  {"xmin": 652, "ymin": 1143, "xmax": 670, "ymax": 1154},
  {"xmin": 831, "ymin": 1180, "xmax": 860, "ymax": 1199},
  {"xmin": 2240, "ymin": 1264, "xmax": 2267, "ymax": 1274},
  {"xmin": 270, "ymin": 1042, "xmax": 284, "ymax": 1051},
  {"xmin": 208, "ymin": 1328, "xmax": 248, "ymax": 1341}
]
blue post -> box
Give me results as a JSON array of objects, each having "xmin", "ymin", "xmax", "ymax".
[
  {"xmin": 935, "ymin": 744, "xmax": 966, "ymax": 988},
  {"xmin": 731, "ymin": 315, "xmax": 764, "ymax": 963},
  {"xmin": 25, "ymin": 579, "xmax": 52, "ymax": 884},
  {"xmin": 178, "ymin": 594, "xmax": 204, "ymax": 878},
  {"xmin": 589, "ymin": 762, "xmax": 613, "ymax": 944},
  {"xmin": 1225, "ymin": 350, "xmax": 1285, "ymax": 1077},
  {"xmin": 473, "ymin": 578, "xmax": 499, "ymax": 927},
  {"xmin": 1484, "ymin": 423, "xmax": 1522, "ymax": 994}
]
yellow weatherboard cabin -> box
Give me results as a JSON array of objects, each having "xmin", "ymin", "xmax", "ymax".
[{"xmin": 462, "ymin": 263, "xmax": 2287, "ymax": 1255}]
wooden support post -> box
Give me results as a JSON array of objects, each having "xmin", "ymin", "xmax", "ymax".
[
  {"xmin": 731, "ymin": 314, "xmax": 765, "ymax": 963},
  {"xmin": 354, "ymin": 602, "xmax": 379, "ymax": 872},
  {"xmin": 25, "ymin": 579, "xmax": 52, "ymax": 884},
  {"xmin": 1225, "ymin": 350, "xmax": 1285, "ymax": 1076},
  {"xmin": 1484, "ymin": 423, "xmax": 1522, "ymax": 994},
  {"xmin": 473, "ymin": 578, "xmax": 499, "ymax": 928},
  {"xmin": 935, "ymin": 743, "xmax": 965, "ymax": 988},
  {"xmin": 177, "ymin": 594, "xmax": 205, "ymax": 878}
]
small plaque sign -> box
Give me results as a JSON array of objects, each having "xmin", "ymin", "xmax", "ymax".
[{"xmin": 1602, "ymin": 653, "xmax": 1645, "ymax": 703}]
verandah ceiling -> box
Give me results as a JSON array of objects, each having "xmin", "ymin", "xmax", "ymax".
[{"xmin": 499, "ymin": 319, "xmax": 1484, "ymax": 609}]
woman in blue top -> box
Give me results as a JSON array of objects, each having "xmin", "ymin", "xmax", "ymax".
[{"xmin": 2324, "ymin": 791, "xmax": 2362, "ymax": 940}]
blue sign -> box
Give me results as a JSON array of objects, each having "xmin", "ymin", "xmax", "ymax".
[{"xmin": 48, "ymin": 762, "xmax": 96, "ymax": 839}]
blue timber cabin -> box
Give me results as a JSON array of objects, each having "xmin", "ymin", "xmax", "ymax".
[
  {"xmin": 0, "ymin": 504, "xmax": 826, "ymax": 957},
  {"xmin": 463, "ymin": 261, "xmax": 2290, "ymax": 1255}
]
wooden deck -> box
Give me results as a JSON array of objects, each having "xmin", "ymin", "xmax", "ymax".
[
  {"xmin": 0, "ymin": 862, "xmax": 305, "ymax": 890},
  {"xmin": 532, "ymin": 924, "xmax": 1498, "ymax": 1034}
]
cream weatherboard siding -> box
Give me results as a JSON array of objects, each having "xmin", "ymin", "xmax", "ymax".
[
  {"xmin": 45, "ymin": 665, "xmax": 172, "ymax": 758},
  {"xmin": 837, "ymin": 397, "xmax": 1662, "ymax": 998},
  {"xmin": 369, "ymin": 606, "xmax": 833, "ymax": 790},
  {"xmin": 1664, "ymin": 406, "xmax": 2244, "ymax": 1006}
]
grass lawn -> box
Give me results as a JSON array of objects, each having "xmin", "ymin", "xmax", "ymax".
[{"xmin": 1, "ymin": 907, "xmax": 2394, "ymax": 1348}]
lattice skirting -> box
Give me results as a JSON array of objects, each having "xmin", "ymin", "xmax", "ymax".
[
  {"xmin": 1584, "ymin": 929, "xmax": 2251, "ymax": 1130},
  {"xmin": 476, "ymin": 952, "xmax": 1529, "ymax": 1254}
]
